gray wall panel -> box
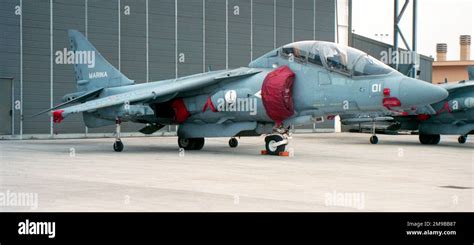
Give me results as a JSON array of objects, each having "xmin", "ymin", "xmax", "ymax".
[
  {"xmin": 252, "ymin": 0, "xmax": 274, "ymax": 58},
  {"xmin": 315, "ymin": 0, "xmax": 334, "ymax": 34},
  {"xmin": 121, "ymin": 0, "xmax": 146, "ymax": 83},
  {"xmin": 294, "ymin": 0, "xmax": 314, "ymax": 41},
  {"xmin": 205, "ymin": 0, "xmax": 226, "ymax": 70},
  {"xmin": 22, "ymin": 0, "xmax": 50, "ymax": 134},
  {"xmin": 275, "ymin": 0, "xmax": 291, "ymax": 47},
  {"xmin": 0, "ymin": 0, "xmax": 21, "ymax": 135},
  {"xmin": 149, "ymin": 0, "xmax": 175, "ymax": 81},
  {"xmin": 228, "ymin": 0, "xmax": 251, "ymax": 68},
  {"xmin": 178, "ymin": 0, "xmax": 203, "ymax": 76}
]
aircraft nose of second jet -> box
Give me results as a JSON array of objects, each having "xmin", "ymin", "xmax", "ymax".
[{"xmin": 398, "ymin": 77, "xmax": 448, "ymax": 107}]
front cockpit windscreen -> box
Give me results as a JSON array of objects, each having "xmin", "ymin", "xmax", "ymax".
[
  {"xmin": 279, "ymin": 41, "xmax": 397, "ymax": 77},
  {"xmin": 352, "ymin": 54, "xmax": 395, "ymax": 76}
]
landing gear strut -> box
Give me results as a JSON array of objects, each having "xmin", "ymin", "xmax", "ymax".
[
  {"xmin": 419, "ymin": 134, "xmax": 440, "ymax": 145},
  {"xmin": 369, "ymin": 121, "xmax": 378, "ymax": 144},
  {"xmin": 229, "ymin": 137, "xmax": 238, "ymax": 148},
  {"xmin": 113, "ymin": 118, "xmax": 124, "ymax": 152},
  {"xmin": 178, "ymin": 137, "xmax": 205, "ymax": 150},
  {"xmin": 458, "ymin": 135, "xmax": 467, "ymax": 144},
  {"xmin": 264, "ymin": 126, "xmax": 290, "ymax": 155}
]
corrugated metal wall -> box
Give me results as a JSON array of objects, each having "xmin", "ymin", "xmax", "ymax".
[{"xmin": 0, "ymin": 0, "xmax": 335, "ymax": 136}]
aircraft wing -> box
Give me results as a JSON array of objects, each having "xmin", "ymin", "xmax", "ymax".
[
  {"xmin": 33, "ymin": 87, "xmax": 104, "ymax": 117},
  {"xmin": 53, "ymin": 67, "xmax": 261, "ymax": 120},
  {"xmin": 439, "ymin": 81, "xmax": 474, "ymax": 93}
]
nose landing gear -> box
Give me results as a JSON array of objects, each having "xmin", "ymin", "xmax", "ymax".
[
  {"xmin": 264, "ymin": 134, "xmax": 289, "ymax": 155},
  {"xmin": 262, "ymin": 126, "xmax": 290, "ymax": 156}
]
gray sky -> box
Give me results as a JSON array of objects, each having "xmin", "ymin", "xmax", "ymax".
[{"xmin": 352, "ymin": 0, "xmax": 474, "ymax": 60}]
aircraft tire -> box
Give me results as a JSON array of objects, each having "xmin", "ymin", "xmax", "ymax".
[
  {"xmin": 192, "ymin": 138, "xmax": 205, "ymax": 150},
  {"xmin": 369, "ymin": 136, "xmax": 378, "ymax": 144},
  {"xmin": 419, "ymin": 134, "xmax": 430, "ymax": 144},
  {"xmin": 458, "ymin": 135, "xmax": 467, "ymax": 144},
  {"xmin": 430, "ymin": 134, "xmax": 440, "ymax": 144},
  {"xmin": 229, "ymin": 138, "xmax": 238, "ymax": 148},
  {"xmin": 113, "ymin": 140, "xmax": 124, "ymax": 152},
  {"xmin": 178, "ymin": 137, "xmax": 204, "ymax": 150},
  {"xmin": 265, "ymin": 135, "xmax": 286, "ymax": 155},
  {"xmin": 419, "ymin": 134, "xmax": 440, "ymax": 145}
]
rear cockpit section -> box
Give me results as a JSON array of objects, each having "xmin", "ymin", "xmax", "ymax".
[{"xmin": 250, "ymin": 41, "xmax": 397, "ymax": 77}]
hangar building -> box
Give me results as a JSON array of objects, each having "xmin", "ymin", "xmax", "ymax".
[
  {"xmin": 0, "ymin": 0, "xmax": 431, "ymax": 138},
  {"xmin": 0, "ymin": 0, "xmax": 337, "ymax": 137}
]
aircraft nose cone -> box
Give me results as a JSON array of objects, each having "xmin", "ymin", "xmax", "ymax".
[{"xmin": 398, "ymin": 78, "xmax": 448, "ymax": 107}]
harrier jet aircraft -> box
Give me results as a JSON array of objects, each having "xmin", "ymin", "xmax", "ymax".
[
  {"xmin": 36, "ymin": 30, "xmax": 448, "ymax": 154},
  {"xmin": 342, "ymin": 71, "xmax": 474, "ymax": 145}
]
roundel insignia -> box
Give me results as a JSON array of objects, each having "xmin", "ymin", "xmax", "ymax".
[{"xmin": 225, "ymin": 90, "xmax": 237, "ymax": 104}]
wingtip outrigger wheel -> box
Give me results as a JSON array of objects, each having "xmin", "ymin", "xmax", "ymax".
[
  {"xmin": 113, "ymin": 140, "xmax": 124, "ymax": 152},
  {"xmin": 369, "ymin": 135, "xmax": 378, "ymax": 144},
  {"xmin": 370, "ymin": 120, "xmax": 378, "ymax": 144},
  {"xmin": 229, "ymin": 138, "xmax": 238, "ymax": 148},
  {"xmin": 113, "ymin": 118, "xmax": 124, "ymax": 152}
]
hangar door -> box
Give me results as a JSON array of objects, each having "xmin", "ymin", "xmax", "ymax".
[{"xmin": 0, "ymin": 78, "xmax": 12, "ymax": 135}]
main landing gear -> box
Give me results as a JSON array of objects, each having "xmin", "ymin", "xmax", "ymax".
[
  {"xmin": 178, "ymin": 137, "xmax": 205, "ymax": 150},
  {"xmin": 458, "ymin": 135, "xmax": 467, "ymax": 144},
  {"xmin": 113, "ymin": 118, "xmax": 124, "ymax": 152},
  {"xmin": 419, "ymin": 134, "xmax": 440, "ymax": 145}
]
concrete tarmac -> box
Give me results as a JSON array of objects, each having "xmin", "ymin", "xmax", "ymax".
[{"xmin": 0, "ymin": 133, "xmax": 472, "ymax": 212}]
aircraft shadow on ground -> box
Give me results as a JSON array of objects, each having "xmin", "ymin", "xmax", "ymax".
[
  {"xmin": 346, "ymin": 140, "xmax": 474, "ymax": 149},
  {"xmin": 29, "ymin": 140, "xmax": 265, "ymax": 156}
]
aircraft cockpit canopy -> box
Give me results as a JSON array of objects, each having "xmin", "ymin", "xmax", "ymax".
[{"xmin": 280, "ymin": 41, "xmax": 396, "ymax": 77}]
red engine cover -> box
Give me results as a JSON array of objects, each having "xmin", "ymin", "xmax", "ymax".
[
  {"xmin": 261, "ymin": 65, "xmax": 295, "ymax": 126},
  {"xmin": 170, "ymin": 98, "xmax": 190, "ymax": 123}
]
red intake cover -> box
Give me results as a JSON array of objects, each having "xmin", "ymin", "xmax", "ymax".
[
  {"xmin": 417, "ymin": 114, "xmax": 431, "ymax": 121},
  {"xmin": 261, "ymin": 65, "xmax": 295, "ymax": 126},
  {"xmin": 170, "ymin": 98, "xmax": 190, "ymax": 123}
]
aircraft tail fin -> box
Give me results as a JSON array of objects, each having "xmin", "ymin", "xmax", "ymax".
[{"xmin": 68, "ymin": 29, "xmax": 134, "ymax": 92}]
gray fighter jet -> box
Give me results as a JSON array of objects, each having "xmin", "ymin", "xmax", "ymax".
[
  {"xmin": 36, "ymin": 30, "xmax": 448, "ymax": 154},
  {"xmin": 401, "ymin": 80, "xmax": 474, "ymax": 144},
  {"xmin": 342, "ymin": 73, "xmax": 474, "ymax": 145}
]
